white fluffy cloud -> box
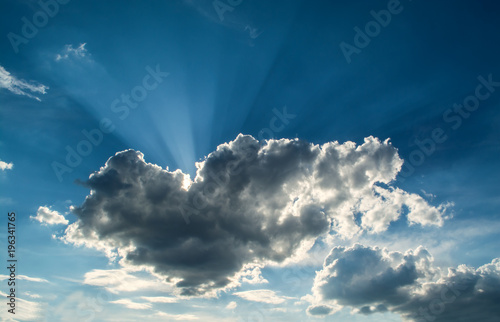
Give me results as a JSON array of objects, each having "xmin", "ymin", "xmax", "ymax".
[
  {"xmin": 0, "ymin": 160, "xmax": 13, "ymax": 171},
  {"xmin": 308, "ymin": 244, "xmax": 500, "ymax": 321},
  {"xmin": 63, "ymin": 134, "xmax": 449, "ymax": 296},
  {"xmin": 0, "ymin": 66, "xmax": 48, "ymax": 101},
  {"xmin": 31, "ymin": 206, "xmax": 68, "ymax": 225}
]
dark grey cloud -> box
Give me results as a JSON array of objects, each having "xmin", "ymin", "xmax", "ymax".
[
  {"xmin": 306, "ymin": 305, "xmax": 333, "ymax": 316},
  {"xmin": 308, "ymin": 244, "xmax": 500, "ymax": 321},
  {"xmin": 64, "ymin": 134, "xmax": 448, "ymax": 296}
]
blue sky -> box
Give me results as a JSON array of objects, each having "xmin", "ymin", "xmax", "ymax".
[{"xmin": 1, "ymin": 0, "xmax": 500, "ymax": 321}]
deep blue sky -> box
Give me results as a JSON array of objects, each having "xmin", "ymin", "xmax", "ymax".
[{"xmin": 1, "ymin": 1, "xmax": 500, "ymax": 321}]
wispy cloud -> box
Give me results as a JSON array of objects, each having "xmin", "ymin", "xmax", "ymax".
[
  {"xmin": 155, "ymin": 311, "xmax": 199, "ymax": 320},
  {"xmin": 24, "ymin": 292, "xmax": 41, "ymax": 299},
  {"xmin": 0, "ymin": 274, "xmax": 49, "ymax": 283},
  {"xmin": 0, "ymin": 66, "xmax": 48, "ymax": 101},
  {"xmin": 110, "ymin": 299, "xmax": 152, "ymax": 310},
  {"xmin": 55, "ymin": 43, "xmax": 90, "ymax": 61},
  {"xmin": 233, "ymin": 289, "xmax": 292, "ymax": 304},
  {"xmin": 82, "ymin": 268, "xmax": 172, "ymax": 294},
  {"xmin": 0, "ymin": 160, "xmax": 13, "ymax": 171},
  {"xmin": 225, "ymin": 301, "xmax": 237, "ymax": 309},
  {"xmin": 140, "ymin": 296, "xmax": 178, "ymax": 303}
]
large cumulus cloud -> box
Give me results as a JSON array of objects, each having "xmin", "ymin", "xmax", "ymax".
[
  {"xmin": 63, "ymin": 134, "xmax": 449, "ymax": 296},
  {"xmin": 308, "ymin": 244, "xmax": 500, "ymax": 321}
]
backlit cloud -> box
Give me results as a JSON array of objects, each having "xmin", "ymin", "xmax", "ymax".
[
  {"xmin": 31, "ymin": 206, "xmax": 69, "ymax": 225},
  {"xmin": 63, "ymin": 134, "xmax": 450, "ymax": 296},
  {"xmin": 308, "ymin": 244, "xmax": 500, "ymax": 321}
]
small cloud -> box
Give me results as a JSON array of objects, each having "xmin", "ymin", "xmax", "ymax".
[
  {"xmin": 233, "ymin": 290, "xmax": 292, "ymax": 304},
  {"xmin": 421, "ymin": 189, "xmax": 436, "ymax": 200},
  {"xmin": 226, "ymin": 301, "xmax": 237, "ymax": 309},
  {"xmin": 110, "ymin": 299, "xmax": 152, "ymax": 310},
  {"xmin": 239, "ymin": 265, "xmax": 268, "ymax": 285},
  {"xmin": 0, "ymin": 66, "xmax": 48, "ymax": 101},
  {"xmin": 141, "ymin": 296, "xmax": 178, "ymax": 303},
  {"xmin": 56, "ymin": 43, "xmax": 90, "ymax": 62},
  {"xmin": 31, "ymin": 206, "xmax": 69, "ymax": 225},
  {"xmin": 155, "ymin": 311, "xmax": 198, "ymax": 320},
  {"xmin": 271, "ymin": 307, "xmax": 288, "ymax": 313},
  {"xmin": 0, "ymin": 160, "xmax": 13, "ymax": 171},
  {"xmin": 307, "ymin": 305, "xmax": 334, "ymax": 316},
  {"xmin": 24, "ymin": 291, "xmax": 41, "ymax": 299}
]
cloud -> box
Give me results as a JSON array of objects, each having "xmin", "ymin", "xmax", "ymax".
[
  {"xmin": 141, "ymin": 296, "xmax": 178, "ymax": 303},
  {"xmin": 306, "ymin": 305, "xmax": 333, "ymax": 316},
  {"xmin": 0, "ymin": 66, "xmax": 48, "ymax": 101},
  {"xmin": 308, "ymin": 244, "xmax": 500, "ymax": 321},
  {"xmin": 226, "ymin": 301, "xmax": 237, "ymax": 309},
  {"xmin": 233, "ymin": 289, "xmax": 290, "ymax": 304},
  {"xmin": 24, "ymin": 291, "xmax": 41, "ymax": 299},
  {"xmin": 0, "ymin": 274, "xmax": 49, "ymax": 283},
  {"xmin": 31, "ymin": 206, "xmax": 69, "ymax": 225},
  {"xmin": 0, "ymin": 160, "xmax": 13, "ymax": 171},
  {"xmin": 110, "ymin": 298, "xmax": 152, "ymax": 310},
  {"xmin": 18, "ymin": 275, "xmax": 50, "ymax": 283},
  {"xmin": 55, "ymin": 43, "xmax": 90, "ymax": 61},
  {"xmin": 83, "ymin": 268, "xmax": 171, "ymax": 294},
  {"xmin": 63, "ymin": 134, "xmax": 449, "ymax": 296},
  {"xmin": 155, "ymin": 311, "xmax": 199, "ymax": 320}
]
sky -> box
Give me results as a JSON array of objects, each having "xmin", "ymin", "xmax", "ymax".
[{"xmin": 1, "ymin": 0, "xmax": 500, "ymax": 321}]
